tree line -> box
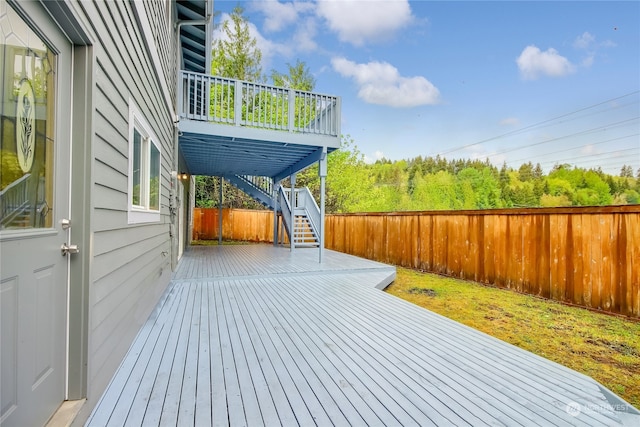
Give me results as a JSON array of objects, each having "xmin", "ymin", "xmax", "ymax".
[
  {"xmin": 288, "ymin": 138, "xmax": 639, "ymax": 213},
  {"xmin": 197, "ymin": 136, "xmax": 639, "ymax": 213}
]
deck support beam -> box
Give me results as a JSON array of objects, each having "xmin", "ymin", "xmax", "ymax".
[
  {"xmin": 319, "ymin": 149, "xmax": 327, "ymax": 263},
  {"xmin": 290, "ymin": 173, "xmax": 296, "ymax": 252},
  {"xmin": 273, "ymin": 181, "xmax": 280, "ymax": 246},
  {"xmin": 218, "ymin": 176, "xmax": 223, "ymax": 246}
]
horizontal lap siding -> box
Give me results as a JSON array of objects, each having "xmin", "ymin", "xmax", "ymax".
[
  {"xmin": 194, "ymin": 208, "xmax": 640, "ymax": 318},
  {"xmin": 74, "ymin": 0, "xmax": 177, "ymax": 414}
]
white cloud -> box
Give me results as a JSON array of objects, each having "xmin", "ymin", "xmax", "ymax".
[
  {"xmin": 331, "ymin": 57, "xmax": 440, "ymax": 108},
  {"xmin": 500, "ymin": 117, "xmax": 520, "ymax": 126},
  {"xmin": 573, "ymin": 32, "xmax": 595, "ymax": 50},
  {"xmin": 581, "ymin": 53, "xmax": 595, "ymax": 68},
  {"xmin": 316, "ymin": 0, "xmax": 414, "ymax": 46},
  {"xmin": 252, "ymin": 1, "xmax": 315, "ymax": 33},
  {"xmin": 516, "ymin": 45, "xmax": 575, "ymax": 80},
  {"xmin": 364, "ymin": 150, "xmax": 386, "ymax": 164},
  {"xmin": 572, "ymin": 31, "xmax": 616, "ymax": 68},
  {"xmin": 293, "ymin": 16, "xmax": 318, "ymax": 52}
]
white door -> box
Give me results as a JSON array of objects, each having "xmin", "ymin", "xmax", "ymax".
[{"xmin": 0, "ymin": 1, "xmax": 73, "ymax": 426}]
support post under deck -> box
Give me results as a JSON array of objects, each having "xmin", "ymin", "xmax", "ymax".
[
  {"xmin": 218, "ymin": 176, "xmax": 223, "ymax": 246},
  {"xmin": 290, "ymin": 173, "xmax": 296, "ymax": 252},
  {"xmin": 319, "ymin": 150, "xmax": 327, "ymax": 263},
  {"xmin": 273, "ymin": 182, "xmax": 279, "ymax": 246}
]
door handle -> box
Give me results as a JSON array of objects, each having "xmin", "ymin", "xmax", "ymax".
[{"xmin": 61, "ymin": 243, "xmax": 80, "ymax": 256}]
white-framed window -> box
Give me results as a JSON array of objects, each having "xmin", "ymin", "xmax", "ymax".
[{"xmin": 128, "ymin": 100, "xmax": 161, "ymax": 224}]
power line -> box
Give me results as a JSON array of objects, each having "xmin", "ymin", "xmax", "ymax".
[
  {"xmin": 435, "ymin": 90, "xmax": 640, "ymax": 157},
  {"xmin": 507, "ymin": 133, "xmax": 639, "ymax": 165},
  {"xmin": 534, "ymin": 147, "xmax": 639, "ymax": 167},
  {"xmin": 492, "ymin": 117, "xmax": 639, "ymax": 157}
]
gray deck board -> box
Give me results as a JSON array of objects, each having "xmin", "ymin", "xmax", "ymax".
[{"xmin": 87, "ymin": 245, "xmax": 637, "ymax": 427}]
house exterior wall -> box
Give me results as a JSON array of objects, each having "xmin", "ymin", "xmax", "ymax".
[{"xmin": 65, "ymin": 1, "xmax": 179, "ymax": 423}]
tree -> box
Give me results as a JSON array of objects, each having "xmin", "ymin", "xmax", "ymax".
[
  {"xmin": 199, "ymin": 6, "xmax": 265, "ymax": 209},
  {"xmin": 298, "ymin": 136, "xmax": 377, "ymax": 213},
  {"xmin": 620, "ymin": 165, "xmax": 634, "ymax": 178},
  {"xmin": 518, "ymin": 162, "xmax": 534, "ymax": 182},
  {"xmin": 211, "ymin": 6, "xmax": 263, "ymax": 81},
  {"xmin": 271, "ymin": 60, "xmax": 315, "ymax": 91},
  {"xmin": 195, "ymin": 176, "xmax": 264, "ymax": 209},
  {"xmin": 533, "ymin": 163, "xmax": 543, "ymax": 180}
]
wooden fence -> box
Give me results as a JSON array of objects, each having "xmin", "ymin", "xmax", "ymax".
[
  {"xmin": 193, "ymin": 206, "xmax": 640, "ymax": 317},
  {"xmin": 193, "ymin": 208, "xmax": 279, "ymax": 243}
]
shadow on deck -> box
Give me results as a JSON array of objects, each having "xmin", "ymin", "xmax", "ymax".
[{"xmin": 87, "ymin": 245, "xmax": 639, "ymax": 426}]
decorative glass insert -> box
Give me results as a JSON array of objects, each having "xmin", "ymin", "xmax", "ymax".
[{"xmin": 0, "ymin": 3, "xmax": 56, "ymax": 229}]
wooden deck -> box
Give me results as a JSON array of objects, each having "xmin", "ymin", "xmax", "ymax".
[{"xmin": 86, "ymin": 245, "xmax": 639, "ymax": 426}]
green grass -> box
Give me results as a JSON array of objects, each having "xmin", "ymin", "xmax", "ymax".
[
  {"xmin": 191, "ymin": 239, "xmax": 252, "ymax": 246},
  {"xmin": 386, "ymin": 267, "xmax": 640, "ymax": 409}
]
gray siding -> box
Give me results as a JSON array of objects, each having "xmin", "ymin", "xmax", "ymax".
[
  {"xmin": 69, "ymin": 0, "xmax": 178, "ymax": 422},
  {"xmin": 144, "ymin": 0, "xmax": 177, "ymax": 104}
]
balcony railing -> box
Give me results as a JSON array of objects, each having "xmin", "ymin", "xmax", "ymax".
[
  {"xmin": 0, "ymin": 174, "xmax": 30, "ymax": 228},
  {"xmin": 178, "ymin": 71, "xmax": 341, "ymax": 137}
]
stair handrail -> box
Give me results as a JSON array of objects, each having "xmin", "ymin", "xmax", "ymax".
[
  {"xmin": 278, "ymin": 186, "xmax": 293, "ymax": 242},
  {"xmin": 296, "ymin": 187, "xmax": 320, "ymax": 239},
  {"xmin": 239, "ymin": 175, "xmax": 273, "ymax": 197},
  {"xmin": 0, "ymin": 174, "xmax": 30, "ymax": 227},
  {"xmin": 279, "ymin": 187, "xmax": 320, "ymax": 241}
]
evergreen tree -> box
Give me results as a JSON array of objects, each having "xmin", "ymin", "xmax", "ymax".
[
  {"xmin": 620, "ymin": 165, "xmax": 634, "ymax": 178},
  {"xmin": 499, "ymin": 162, "xmax": 510, "ymax": 188},
  {"xmin": 533, "ymin": 163, "xmax": 543, "ymax": 180},
  {"xmin": 518, "ymin": 162, "xmax": 534, "ymax": 182},
  {"xmin": 211, "ymin": 6, "xmax": 263, "ymax": 81}
]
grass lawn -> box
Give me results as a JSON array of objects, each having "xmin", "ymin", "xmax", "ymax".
[
  {"xmin": 191, "ymin": 239, "xmax": 252, "ymax": 246},
  {"xmin": 386, "ymin": 267, "xmax": 640, "ymax": 409}
]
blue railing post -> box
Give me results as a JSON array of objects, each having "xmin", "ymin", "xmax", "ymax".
[
  {"xmin": 288, "ymin": 89, "xmax": 295, "ymax": 131},
  {"xmin": 177, "ymin": 71, "xmax": 184, "ymax": 118},
  {"xmin": 234, "ymin": 81, "xmax": 242, "ymax": 126},
  {"xmin": 335, "ymin": 97, "xmax": 342, "ymax": 137}
]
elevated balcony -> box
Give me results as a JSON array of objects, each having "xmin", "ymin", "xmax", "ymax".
[{"xmin": 177, "ymin": 71, "xmax": 341, "ymax": 182}]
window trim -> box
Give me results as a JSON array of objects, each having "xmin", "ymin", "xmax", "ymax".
[{"xmin": 128, "ymin": 100, "xmax": 161, "ymax": 224}]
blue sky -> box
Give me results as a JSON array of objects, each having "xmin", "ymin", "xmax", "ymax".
[{"xmin": 212, "ymin": 1, "xmax": 640, "ymax": 175}]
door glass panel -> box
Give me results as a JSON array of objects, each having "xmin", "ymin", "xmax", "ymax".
[{"xmin": 0, "ymin": 4, "xmax": 56, "ymax": 229}]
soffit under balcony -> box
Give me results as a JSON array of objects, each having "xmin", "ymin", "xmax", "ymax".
[
  {"xmin": 176, "ymin": 0, "xmax": 210, "ymax": 74},
  {"xmin": 178, "ymin": 122, "xmax": 339, "ymax": 180}
]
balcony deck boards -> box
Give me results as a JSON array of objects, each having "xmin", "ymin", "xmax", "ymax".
[{"xmin": 87, "ymin": 245, "xmax": 634, "ymax": 426}]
